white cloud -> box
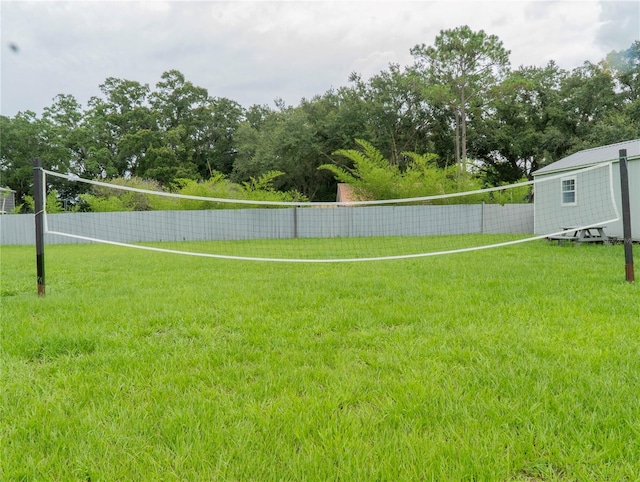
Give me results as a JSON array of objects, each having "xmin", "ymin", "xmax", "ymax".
[
  {"xmin": 597, "ymin": 0, "xmax": 640, "ymax": 51},
  {"xmin": 513, "ymin": 1, "xmax": 603, "ymax": 68},
  {"xmin": 1, "ymin": 0, "xmax": 638, "ymax": 117}
]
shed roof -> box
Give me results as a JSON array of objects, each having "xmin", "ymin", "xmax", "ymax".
[{"xmin": 533, "ymin": 138, "xmax": 640, "ymax": 176}]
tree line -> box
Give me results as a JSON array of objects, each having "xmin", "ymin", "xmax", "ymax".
[{"xmin": 1, "ymin": 26, "xmax": 638, "ymax": 211}]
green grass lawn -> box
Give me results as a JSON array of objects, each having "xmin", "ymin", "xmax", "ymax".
[{"xmin": 1, "ymin": 239, "xmax": 639, "ymax": 481}]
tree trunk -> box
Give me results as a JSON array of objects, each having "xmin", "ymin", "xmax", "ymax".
[
  {"xmin": 454, "ymin": 109, "xmax": 461, "ymax": 167},
  {"xmin": 390, "ymin": 134, "xmax": 398, "ymax": 166},
  {"xmin": 460, "ymin": 87, "xmax": 467, "ymax": 172}
]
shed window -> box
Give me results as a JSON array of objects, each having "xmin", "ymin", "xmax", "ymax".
[{"xmin": 561, "ymin": 177, "xmax": 576, "ymax": 205}]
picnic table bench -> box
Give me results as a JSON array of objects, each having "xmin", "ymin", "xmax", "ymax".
[{"xmin": 548, "ymin": 226, "xmax": 611, "ymax": 246}]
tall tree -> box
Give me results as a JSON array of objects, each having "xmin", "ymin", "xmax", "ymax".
[
  {"xmin": 589, "ymin": 41, "xmax": 640, "ymax": 145},
  {"xmin": 0, "ymin": 112, "xmax": 50, "ymax": 207},
  {"xmin": 146, "ymin": 70, "xmax": 244, "ymax": 182},
  {"xmin": 41, "ymin": 94, "xmax": 96, "ymax": 201},
  {"xmin": 150, "ymin": 70, "xmax": 208, "ymax": 130},
  {"xmin": 193, "ymin": 96, "xmax": 244, "ymax": 177},
  {"xmin": 561, "ymin": 61, "xmax": 619, "ymax": 149},
  {"xmin": 349, "ymin": 64, "xmax": 433, "ymax": 166},
  {"xmin": 233, "ymin": 87, "xmax": 373, "ymax": 201},
  {"xmin": 411, "ymin": 25, "xmax": 510, "ymax": 169},
  {"xmin": 85, "ymin": 77, "xmax": 154, "ymax": 177},
  {"xmin": 606, "ymin": 40, "xmax": 640, "ymax": 104},
  {"xmin": 232, "ymin": 106, "xmax": 328, "ymax": 199},
  {"xmin": 474, "ymin": 62, "xmax": 573, "ymax": 182}
]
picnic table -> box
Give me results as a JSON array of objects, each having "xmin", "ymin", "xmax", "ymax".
[{"xmin": 548, "ymin": 226, "xmax": 612, "ymax": 246}]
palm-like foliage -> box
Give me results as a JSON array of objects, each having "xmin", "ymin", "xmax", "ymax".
[{"xmin": 320, "ymin": 139, "xmax": 486, "ymax": 203}]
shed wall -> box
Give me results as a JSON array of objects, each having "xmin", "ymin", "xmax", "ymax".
[{"xmin": 534, "ymin": 160, "xmax": 639, "ymax": 240}]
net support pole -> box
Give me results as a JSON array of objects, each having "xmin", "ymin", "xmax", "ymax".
[
  {"xmin": 619, "ymin": 149, "xmax": 634, "ymax": 283},
  {"xmin": 33, "ymin": 158, "xmax": 46, "ymax": 296}
]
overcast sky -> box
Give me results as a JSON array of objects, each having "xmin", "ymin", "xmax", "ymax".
[{"xmin": 1, "ymin": 0, "xmax": 638, "ymax": 117}]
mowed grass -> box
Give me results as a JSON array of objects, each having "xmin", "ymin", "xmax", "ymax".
[{"xmin": 1, "ymin": 239, "xmax": 639, "ymax": 481}]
